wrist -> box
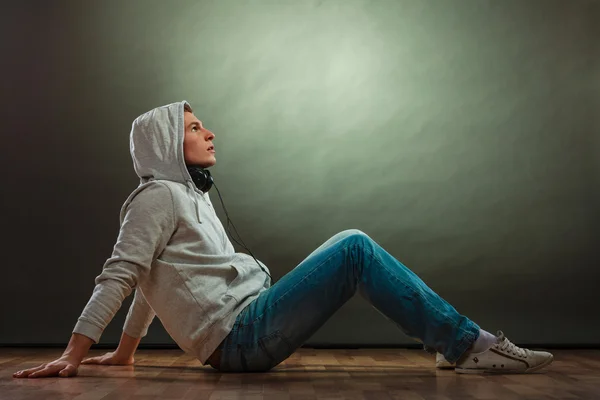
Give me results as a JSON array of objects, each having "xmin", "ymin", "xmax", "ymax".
[
  {"xmin": 115, "ymin": 331, "xmax": 142, "ymax": 360},
  {"xmin": 62, "ymin": 333, "xmax": 94, "ymax": 363},
  {"xmin": 61, "ymin": 350, "xmax": 85, "ymax": 364},
  {"xmin": 114, "ymin": 347, "xmax": 135, "ymax": 360}
]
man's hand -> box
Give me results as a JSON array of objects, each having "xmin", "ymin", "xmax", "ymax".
[
  {"xmin": 81, "ymin": 351, "xmax": 134, "ymax": 366},
  {"xmin": 13, "ymin": 333, "xmax": 93, "ymax": 379},
  {"xmin": 13, "ymin": 355, "xmax": 80, "ymax": 378}
]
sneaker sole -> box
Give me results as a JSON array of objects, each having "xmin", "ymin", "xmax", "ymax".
[{"xmin": 455, "ymin": 354, "xmax": 554, "ymax": 374}]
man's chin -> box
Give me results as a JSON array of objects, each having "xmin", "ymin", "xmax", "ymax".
[{"xmin": 202, "ymin": 159, "xmax": 216, "ymax": 168}]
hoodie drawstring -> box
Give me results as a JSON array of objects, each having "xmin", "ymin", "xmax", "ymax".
[{"xmin": 187, "ymin": 180, "xmax": 202, "ymax": 224}]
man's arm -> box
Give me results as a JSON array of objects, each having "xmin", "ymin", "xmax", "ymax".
[
  {"xmin": 115, "ymin": 331, "xmax": 143, "ymax": 360},
  {"xmin": 123, "ymin": 288, "xmax": 156, "ymax": 340},
  {"xmin": 72, "ymin": 184, "xmax": 173, "ymax": 343},
  {"xmin": 81, "ymin": 289, "xmax": 153, "ymax": 366},
  {"xmin": 14, "ymin": 183, "xmax": 175, "ymax": 379},
  {"xmin": 117, "ymin": 288, "xmax": 155, "ymax": 360}
]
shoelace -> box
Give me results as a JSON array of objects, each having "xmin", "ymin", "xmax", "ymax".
[{"xmin": 495, "ymin": 330, "xmax": 530, "ymax": 358}]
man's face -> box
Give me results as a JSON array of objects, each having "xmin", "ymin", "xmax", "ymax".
[{"xmin": 183, "ymin": 111, "xmax": 216, "ymax": 167}]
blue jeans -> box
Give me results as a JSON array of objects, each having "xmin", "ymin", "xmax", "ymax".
[{"xmin": 212, "ymin": 229, "xmax": 480, "ymax": 372}]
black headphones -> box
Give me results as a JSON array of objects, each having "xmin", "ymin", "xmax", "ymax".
[{"xmin": 187, "ymin": 165, "xmax": 213, "ymax": 193}]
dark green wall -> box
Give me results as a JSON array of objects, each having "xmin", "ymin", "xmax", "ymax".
[{"xmin": 1, "ymin": 0, "xmax": 598, "ymax": 347}]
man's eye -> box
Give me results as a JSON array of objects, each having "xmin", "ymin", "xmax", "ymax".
[{"xmin": 192, "ymin": 126, "xmax": 198, "ymax": 131}]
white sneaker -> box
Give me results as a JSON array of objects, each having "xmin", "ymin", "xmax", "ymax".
[
  {"xmin": 436, "ymin": 353, "xmax": 456, "ymax": 369},
  {"xmin": 455, "ymin": 330, "xmax": 554, "ymax": 374}
]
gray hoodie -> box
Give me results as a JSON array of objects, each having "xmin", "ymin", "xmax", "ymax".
[{"xmin": 72, "ymin": 100, "xmax": 271, "ymax": 364}]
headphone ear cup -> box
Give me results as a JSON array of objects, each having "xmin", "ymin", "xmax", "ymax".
[
  {"xmin": 187, "ymin": 166, "xmax": 213, "ymax": 193},
  {"xmin": 201, "ymin": 169, "xmax": 213, "ymax": 193}
]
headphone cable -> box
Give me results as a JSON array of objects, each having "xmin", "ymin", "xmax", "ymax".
[{"xmin": 211, "ymin": 180, "xmax": 273, "ymax": 284}]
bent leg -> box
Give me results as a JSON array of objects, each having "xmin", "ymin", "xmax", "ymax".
[{"xmin": 217, "ymin": 229, "xmax": 478, "ymax": 372}]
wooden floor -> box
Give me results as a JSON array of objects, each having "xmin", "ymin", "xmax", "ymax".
[{"xmin": 1, "ymin": 348, "xmax": 599, "ymax": 400}]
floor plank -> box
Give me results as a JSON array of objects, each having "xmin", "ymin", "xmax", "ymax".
[{"xmin": 1, "ymin": 348, "xmax": 598, "ymax": 400}]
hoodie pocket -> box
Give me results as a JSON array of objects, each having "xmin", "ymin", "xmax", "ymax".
[{"xmin": 224, "ymin": 265, "xmax": 244, "ymax": 300}]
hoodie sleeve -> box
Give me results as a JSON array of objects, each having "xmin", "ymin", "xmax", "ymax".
[
  {"xmin": 72, "ymin": 182, "xmax": 175, "ymax": 343},
  {"xmin": 123, "ymin": 288, "xmax": 156, "ymax": 338}
]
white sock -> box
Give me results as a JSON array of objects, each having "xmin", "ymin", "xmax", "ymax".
[{"xmin": 467, "ymin": 329, "xmax": 497, "ymax": 354}]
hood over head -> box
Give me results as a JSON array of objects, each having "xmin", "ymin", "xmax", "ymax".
[
  {"xmin": 130, "ymin": 100, "xmax": 195, "ymax": 186},
  {"xmin": 128, "ymin": 100, "xmax": 206, "ymax": 223}
]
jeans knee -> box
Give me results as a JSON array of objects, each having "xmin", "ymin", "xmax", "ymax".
[
  {"xmin": 340, "ymin": 229, "xmax": 369, "ymax": 240},
  {"xmin": 342, "ymin": 229, "xmax": 372, "ymax": 247},
  {"xmin": 339, "ymin": 229, "xmax": 375, "ymax": 267}
]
